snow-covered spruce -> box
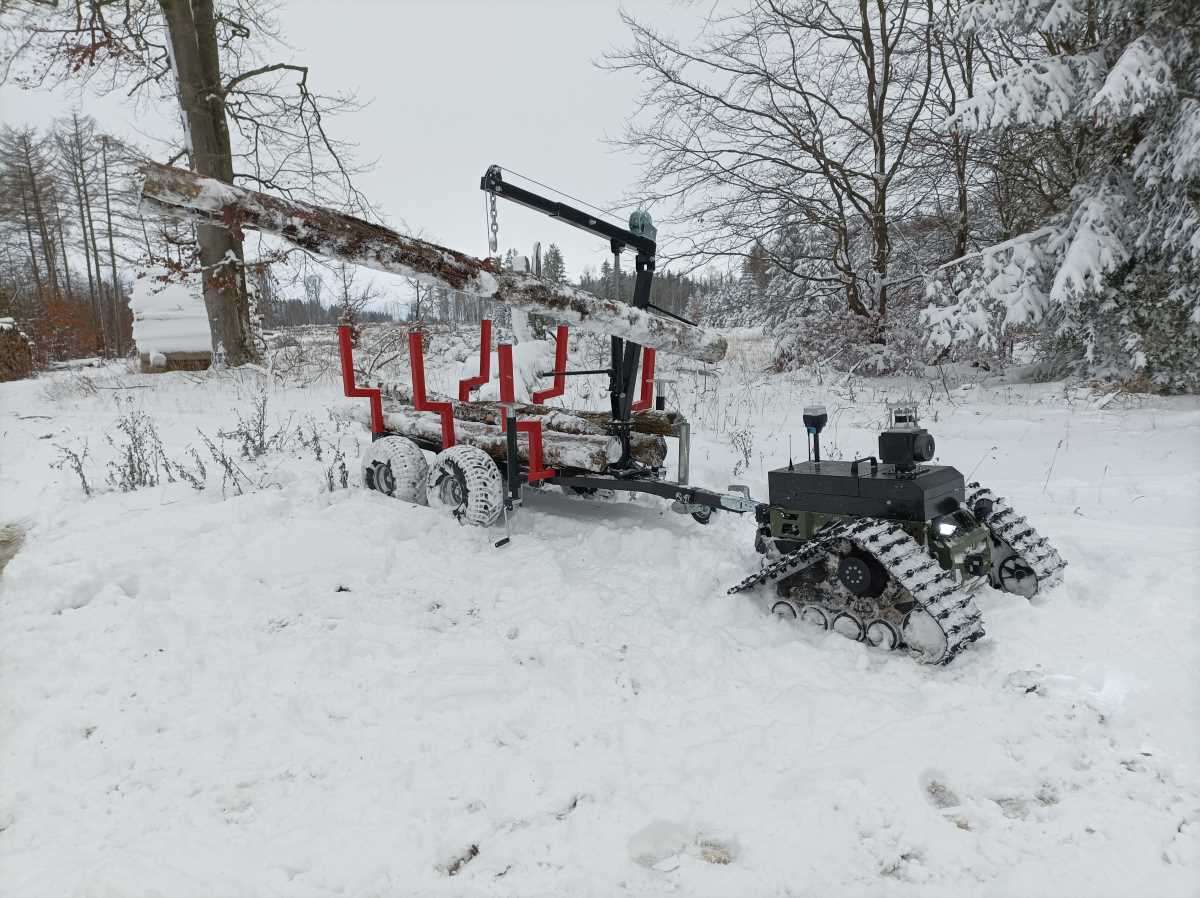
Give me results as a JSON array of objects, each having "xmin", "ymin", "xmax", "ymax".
[{"xmin": 925, "ymin": 0, "xmax": 1200, "ymax": 390}]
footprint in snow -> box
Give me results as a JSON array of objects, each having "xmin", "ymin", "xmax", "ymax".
[{"xmin": 628, "ymin": 820, "xmax": 738, "ymax": 871}]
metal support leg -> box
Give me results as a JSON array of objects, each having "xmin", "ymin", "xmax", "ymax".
[
  {"xmin": 496, "ymin": 407, "xmax": 520, "ymax": 549},
  {"xmin": 675, "ymin": 420, "xmax": 691, "ymax": 486},
  {"xmin": 504, "ymin": 407, "xmax": 521, "ymax": 503}
]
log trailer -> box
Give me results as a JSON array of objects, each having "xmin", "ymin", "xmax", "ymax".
[
  {"xmin": 139, "ymin": 162, "xmax": 1067, "ymax": 664},
  {"xmin": 343, "ymin": 165, "xmax": 758, "ymax": 544}
]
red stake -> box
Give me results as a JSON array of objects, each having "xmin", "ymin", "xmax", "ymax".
[
  {"xmin": 458, "ymin": 319, "xmax": 492, "ymax": 401},
  {"xmin": 631, "ymin": 347, "xmax": 656, "ymax": 412},
  {"xmin": 498, "ymin": 342, "xmax": 554, "ymax": 481},
  {"xmin": 408, "ymin": 331, "xmax": 456, "ymax": 448},
  {"xmin": 337, "ymin": 324, "xmax": 384, "ymax": 435},
  {"xmin": 531, "ymin": 325, "xmax": 569, "ymax": 404},
  {"xmin": 498, "ymin": 343, "xmax": 515, "ymax": 404}
]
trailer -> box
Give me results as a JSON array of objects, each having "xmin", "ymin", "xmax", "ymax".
[
  {"xmin": 338, "ymin": 316, "xmax": 758, "ymax": 540},
  {"xmin": 334, "ymin": 165, "xmax": 762, "ymax": 538}
]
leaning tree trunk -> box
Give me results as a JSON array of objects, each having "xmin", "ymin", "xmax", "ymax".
[
  {"xmin": 158, "ymin": 0, "xmax": 259, "ymax": 366},
  {"xmin": 139, "ymin": 163, "xmax": 729, "ymax": 362}
]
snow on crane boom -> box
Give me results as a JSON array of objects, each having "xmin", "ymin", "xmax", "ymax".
[{"xmin": 137, "ymin": 162, "xmax": 728, "ymax": 363}]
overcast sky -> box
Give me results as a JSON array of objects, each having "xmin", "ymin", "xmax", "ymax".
[{"xmin": 0, "ymin": 0, "xmax": 714, "ymax": 298}]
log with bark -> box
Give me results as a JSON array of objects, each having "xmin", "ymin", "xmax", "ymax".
[
  {"xmin": 338, "ymin": 403, "xmax": 667, "ymax": 472},
  {"xmin": 138, "ymin": 162, "xmax": 727, "ymax": 362}
]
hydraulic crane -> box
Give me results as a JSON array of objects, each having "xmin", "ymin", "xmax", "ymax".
[{"xmin": 480, "ymin": 164, "xmax": 692, "ymax": 472}]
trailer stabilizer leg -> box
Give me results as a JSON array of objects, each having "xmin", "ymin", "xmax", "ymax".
[{"xmin": 495, "ymin": 504, "xmax": 513, "ymax": 549}]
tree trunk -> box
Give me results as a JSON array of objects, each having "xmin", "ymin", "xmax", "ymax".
[
  {"xmin": 158, "ymin": 0, "xmax": 259, "ymax": 366},
  {"xmin": 78, "ymin": 130, "xmax": 110, "ymax": 355},
  {"xmin": 20, "ymin": 136, "xmax": 60, "ymax": 300},
  {"xmin": 18, "ymin": 183, "xmax": 44, "ymax": 303},
  {"xmin": 101, "ymin": 137, "xmax": 123, "ymax": 356},
  {"xmin": 952, "ymin": 128, "xmax": 970, "ymax": 260},
  {"xmin": 68, "ymin": 129, "xmax": 100, "ymax": 334},
  {"xmin": 52, "ymin": 192, "xmax": 74, "ymax": 300},
  {"xmin": 139, "ymin": 162, "xmax": 729, "ymax": 362}
]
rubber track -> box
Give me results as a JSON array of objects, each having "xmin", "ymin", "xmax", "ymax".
[
  {"xmin": 726, "ymin": 521, "xmax": 854, "ymax": 596},
  {"xmin": 966, "ymin": 483, "xmax": 1067, "ymax": 592},
  {"xmin": 728, "ymin": 519, "xmax": 985, "ymax": 665}
]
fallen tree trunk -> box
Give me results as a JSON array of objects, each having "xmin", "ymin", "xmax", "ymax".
[
  {"xmin": 339, "ymin": 403, "xmax": 668, "ymax": 472},
  {"xmin": 139, "ymin": 163, "xmax": 727, "ymax": 363}
]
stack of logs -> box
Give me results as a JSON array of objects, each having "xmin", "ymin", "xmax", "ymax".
[{"xmin": 349, "ymin": 381, "xmax": 680, "ymax": 473}]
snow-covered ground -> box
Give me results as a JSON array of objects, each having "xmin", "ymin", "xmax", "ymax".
[{"xmin": 1, "ymin": 334, "xmax": 1198, "ymax": 897}]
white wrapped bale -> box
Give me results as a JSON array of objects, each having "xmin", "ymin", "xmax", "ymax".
[{"xmin": 129, "ymin": 269, "xmax": 212, "ymax": 372}]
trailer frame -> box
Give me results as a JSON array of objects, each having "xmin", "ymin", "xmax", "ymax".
[{"xmin": 337, "ymin": 320, "xmax": 759, "ymax": 527}]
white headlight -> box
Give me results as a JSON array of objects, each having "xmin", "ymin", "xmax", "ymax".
[{"xmin": 937, "ymin": 521, "xmax": 957, "ymax": 536}]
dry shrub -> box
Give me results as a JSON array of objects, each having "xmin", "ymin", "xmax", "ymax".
[{"xmin": 0, "ymin": 322, "xmax": 35, "ymax": 382}]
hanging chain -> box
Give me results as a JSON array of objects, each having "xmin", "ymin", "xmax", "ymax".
[{"xmin": 487, "ymin": 191, "xmax": 500, "ymax": 260}]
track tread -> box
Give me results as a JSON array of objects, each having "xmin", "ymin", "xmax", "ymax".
[
  {"xmin": 728, "ymin": 518, "xmax": 985, "ymax": 665},
  {"xmin": 967, "ymin": 483, "xmax": 1067, "ymax": 592}
]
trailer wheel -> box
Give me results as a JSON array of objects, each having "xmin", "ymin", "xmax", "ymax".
[
  {"xmin": 361, "ymin": 436, "xmax": 428, "ymax": 504},
  {"xmin": 427, "ymin": 445, "xmax": 505, "ymax": 527}
]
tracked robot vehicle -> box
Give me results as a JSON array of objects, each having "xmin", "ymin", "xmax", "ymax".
[
  {"xmin": 728, "ymin": 407, "xmax": 1067, "ymax": 664},
  {"xmin": 137, "ymin": 160, "xmax": 1067, "ymax": 667}
]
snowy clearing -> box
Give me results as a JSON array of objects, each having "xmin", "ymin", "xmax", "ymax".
[{"xmin": 1, "ymin": 341, "xmax": 1198, "ymax": 897}]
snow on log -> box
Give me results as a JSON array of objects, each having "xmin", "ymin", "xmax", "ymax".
[
  {"xmin": 138, "ymin": 163, "xmax": 727, "ymax": 363},
  {"xmin": 337, "ymin": 402, "xmax": 667, "ymax": 472}
]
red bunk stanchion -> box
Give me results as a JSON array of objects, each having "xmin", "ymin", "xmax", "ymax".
[
  {"xmin": 458, "ymin": 319, "xmax": 492, "ymax": 401},
  {"xmin": 630, "ymin": 347, "xmax": 656, "ymax": 412},
  {"xmin": 531, "ymin": 325, "xmax": 569, "ymax": 404},
  {"xmin": 521, "ymin": 424, "xmax": 554, "ymax": 482},
  {"xmin": 498, "ymin": 343, "xmax": 516, "ymax": 405},
  {"xmin": 337, "ymin": 324, "xmax": 385, "ymax": 436},
  {"xmin": 408, "ymin": 331, "xmax": 456, "ymax": 448},
  {"xmin": 497, "ymin": 343, "xmax": 555, "ymax": 482}
]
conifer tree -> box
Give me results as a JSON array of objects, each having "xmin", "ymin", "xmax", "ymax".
[{"xmin": 925, "ymin": 0, "xmax": 1200, "ymax": 390}]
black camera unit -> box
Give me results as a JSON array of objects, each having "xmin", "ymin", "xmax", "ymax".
[{"xmin": 878, "ymin": 406, "xmax": 935, "ymax": 473}]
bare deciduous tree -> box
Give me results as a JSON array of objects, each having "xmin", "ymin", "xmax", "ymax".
[
  {"xmin": 607, "ymin": 0, "xmax": 937, "ymax": 328},
  {"xmin": 1, "ymin": 0, "xmax": 370, "ymax": 365}
]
